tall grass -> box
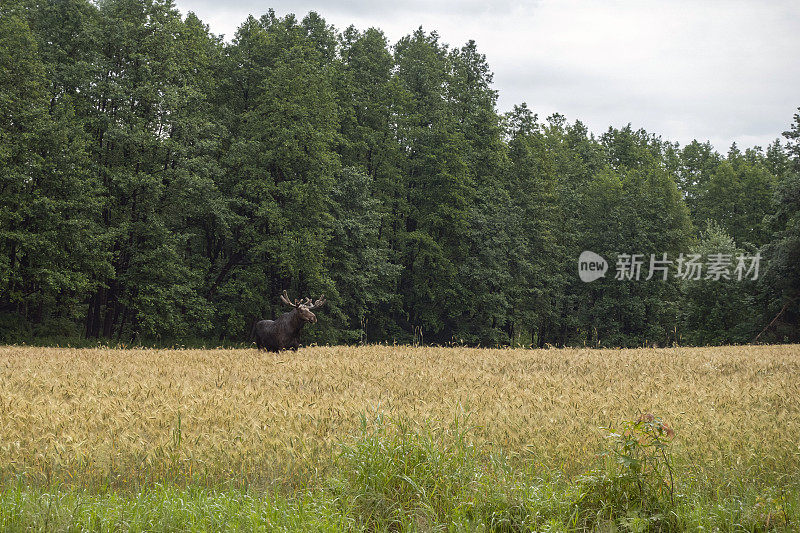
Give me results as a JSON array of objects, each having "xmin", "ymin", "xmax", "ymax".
[{"xmin": 2, "ymin": 413, "xmax": 796, "ymax": 531}]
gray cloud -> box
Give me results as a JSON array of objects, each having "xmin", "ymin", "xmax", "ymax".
[{"xmin": 174, "ymin": 0, "xmax": 800, "ymax": 151}]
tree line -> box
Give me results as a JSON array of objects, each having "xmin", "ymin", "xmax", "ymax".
[{"xmin": 1, "ymin": 0, "xmax": 799, "ymax": 347}]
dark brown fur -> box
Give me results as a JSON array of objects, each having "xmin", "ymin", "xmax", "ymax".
[{"xmin": 253, "ymin": 292, "xmax": 324, "ymax": 352}]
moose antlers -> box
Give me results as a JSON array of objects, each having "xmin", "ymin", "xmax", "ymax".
[
  {"xmin": 308, "ymin": 295, "xmax": 326, "ymax": 309},
  {"xmin": 280, "ymin": 290, "xmax": 326, "ymax": 309},
  {"xmin": 280, "ymin": 290, "xmax": 297, "ymax": 308}
]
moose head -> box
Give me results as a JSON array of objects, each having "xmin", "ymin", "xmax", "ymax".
[{"xmin": 279, "ymin": 290, "xmax": 326, "ymax": 324}]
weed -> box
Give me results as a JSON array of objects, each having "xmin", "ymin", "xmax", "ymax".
[{"xmin": 577, "ymin": 413, "xmax": 678, "ymax": 531}]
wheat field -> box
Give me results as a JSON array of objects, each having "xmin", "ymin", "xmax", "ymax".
[{"xmin": 1, "ymin": 344, "xmax": 798, "ymax": 488}]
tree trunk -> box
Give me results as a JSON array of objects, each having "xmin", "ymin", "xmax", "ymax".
[
  {"xmin": 116, "ymin": 305, "xmax": 129, "ymax": 343},
  {"xmin": 85, "ymin": 287, "xmax": 105, "ymax": 338},
  {"xmin": 101, "ymin": 282, "xmax": 119, "ymax": 338}
]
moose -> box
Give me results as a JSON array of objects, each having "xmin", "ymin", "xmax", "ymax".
[{"xmin": 252, "ymin": 290, "xmax": 326, "ymax": 352}]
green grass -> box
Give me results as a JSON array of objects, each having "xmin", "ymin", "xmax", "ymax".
[
  {"xmin": 2, "ymin": 413, "xmax": 797, "ymax": 532},
  {"xmin": 0, "ymin": 485, "xmax": 349, "ymax": 532}
]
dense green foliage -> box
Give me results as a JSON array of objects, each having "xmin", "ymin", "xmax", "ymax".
[{"xmin": 1, "ymin": 0, "xmax": 798, "ymax": 347}]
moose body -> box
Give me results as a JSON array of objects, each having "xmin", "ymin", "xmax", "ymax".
[{"xmin": 253, "ymin": 291, "xmax": 325, "ymax": 352}]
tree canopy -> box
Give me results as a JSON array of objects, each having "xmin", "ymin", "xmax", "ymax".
[{"xmin": 1, "ymin": 1, "xmax": 797, "ymax": 346}]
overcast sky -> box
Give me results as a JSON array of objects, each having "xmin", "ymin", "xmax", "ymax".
[{"xmin": 173, "ymin": 0, "xmax": 799, "ymax": 152}]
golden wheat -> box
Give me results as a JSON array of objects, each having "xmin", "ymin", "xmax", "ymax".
[{"xmin": 1, "ymin": 344, "xmax": 798, "ymax": 486}]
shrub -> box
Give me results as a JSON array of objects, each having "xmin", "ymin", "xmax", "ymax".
[{"xmin": 576, "ymin": 413, "xmax": 678, "ymax": 531}]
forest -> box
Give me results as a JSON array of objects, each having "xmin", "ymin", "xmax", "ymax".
[{"xmin": 1, "ymin": 0, "xmax": 799, "ymax": 347}]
